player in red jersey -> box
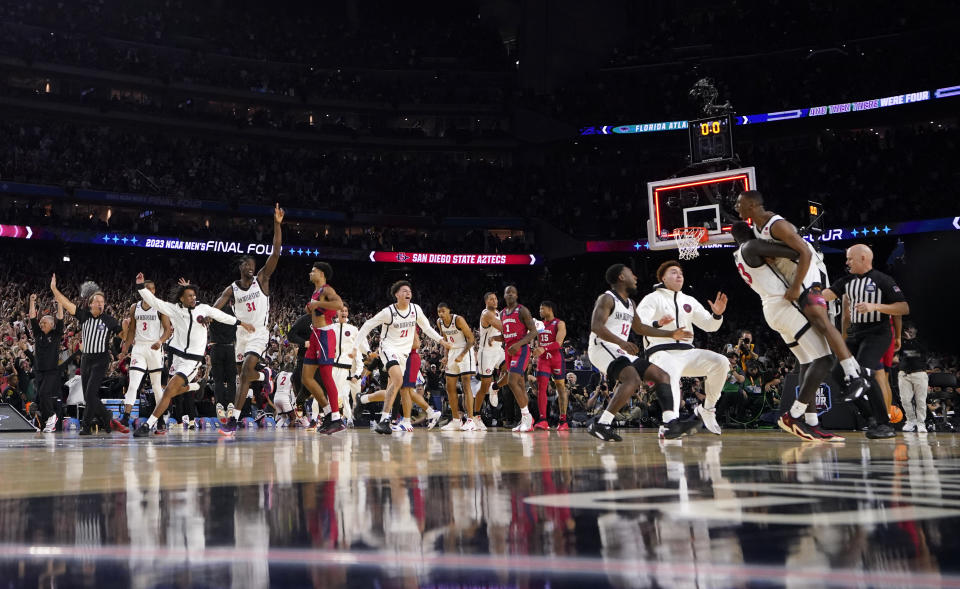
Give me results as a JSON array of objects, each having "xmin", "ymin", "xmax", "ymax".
[
  {"xmin": 302, "ymin": 262, "xmax": 345, "ymax": 435},
  {"xmin": 532, "ymin": 301, "xmax": 569, "ymax": 430},
  {"xmin": 499, "ymin": 285, "xmax": 539, "ymax": 432}
]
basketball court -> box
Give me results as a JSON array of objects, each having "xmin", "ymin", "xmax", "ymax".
[{"xmin": 2, "ymin": 428, "xmax": 958, "ymax": 587}]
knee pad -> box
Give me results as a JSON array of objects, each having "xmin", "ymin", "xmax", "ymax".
[
  {"xmin": 653, "ymin": 382, "xmax": 673, "ymax": 410},
  {"xmin": 606, "ymin": 357, "xmax": 632, "ymax": 385}
]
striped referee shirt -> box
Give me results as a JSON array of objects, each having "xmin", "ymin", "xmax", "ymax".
[
  {"xmin": 826, "ymin": 269, "xmax": 905, "ymax": 330},
  {"xmin": 74, "ymin": 307, "xmax": 122, "ymax": 355}
]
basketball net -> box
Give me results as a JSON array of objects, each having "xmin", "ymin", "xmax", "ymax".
[{"xmin": 674, "ymin": 227, "xmax": 708, "ymax": 260}]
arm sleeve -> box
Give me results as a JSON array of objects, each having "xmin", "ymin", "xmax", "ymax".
[
  {"xmin": 137, "ymin": 288, "xmax": 176, "ymax": 317},
  {"xmin": 689, "ymin": 296, "xmax": 723, "ymax": 332},
  {"xmin": 876, "ymin": 272, "xmax": 906, "ymax": 303},
  {"xmin": 636, "ymin": 294, "xmax": 658, "ymax": 324},
  {"xmin": 202, "ymin": 305, "xmax": 241, "ymax": 326},
  {"xmin": 416, "ymin": 306, "xmax": 445, "ymax": 343},
  {"xmin": 357, "ymin": 308, "xmax": 392, "ymax": 353}
]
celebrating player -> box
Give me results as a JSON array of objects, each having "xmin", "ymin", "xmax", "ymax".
[
  {"xmin": 214, "ymin": 203, "xmax": 284, "ymax": 431},
  {"xmin": 132, "ymin": 274, "xmax": 255, "ymax": 437},
  {"xmin": 730, "ymin": 222, "xmax": 844, "ymax": 442},
  {"xmin": 436, "ymin": 303, "xmax": 478, "ymax": 431},
  {"xmin": 117, "ymin": 280, "xmax": 172, "ymax": 428},
  {"xmin": 357, "ymin": 280, "xmax": 451, "ymax": 435},
  {"xmin": 587, "ymin": 264, "xmax": 692, "ymax": 441}
]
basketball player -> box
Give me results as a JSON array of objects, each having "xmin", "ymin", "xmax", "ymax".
[
  {"xmin": 358, "ymin": 332, "xmax": 442, "ymax": 430},
  {"xmin": 329, "ymin": 304, "xmax": 361, "ymax": 426},
  {"xmin": 587, "ymin": 264, "xmax": 692, "ymax": 441},
  {"xmin": 637, "ymin": 261, "xmax": 729, "ymax": 436},
  {"xmin": 497, "ymin": 285, "xmax": 541, "ymax": 432},
  {"xmin": 730, "ymin": 222, "xmax": 844, "ymax": 442},
  {"xmin": 436, "ymin": 303, "xmax": 478, "ymax": 431},
  {"xmin": 734, "ymin": 190, "xmax": 870, "ymax": 400},
  {"xmin": 474, "ymin": 292, "xmax": 504, "ymax": 417},
  {"xmin": 357, "ymin": 280, "xmax": 451, "ymax": 435},
  {"xmin": 532, "ymin": 301, "xmax": 569, "ymax": 430},
  {"xmin": 117, "ymin": 280, "xmax": 172, "ymax": 427},
  {"xmin": 272, "ymin": 364, "xmax": 296, "ymax": 427},
  {"xmin": 300, "ymin": 261, "xmax": 346, "ymax": 435},
  {"xmin": 213, "ymin": 204, "xmax": 283, "ymax": 430},
  {"xmin": 132, "ymin": 274, "xmax": 256, "ymax": 437}
]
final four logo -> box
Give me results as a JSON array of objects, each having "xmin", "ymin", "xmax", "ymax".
[{"xmin": 813, "ymin": 383, "xmax": 832, "ymax": 415}]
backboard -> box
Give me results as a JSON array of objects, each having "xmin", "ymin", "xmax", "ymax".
[{"xmin": 646, "ymin": 167, "xmax": 756, "ymax": 250}]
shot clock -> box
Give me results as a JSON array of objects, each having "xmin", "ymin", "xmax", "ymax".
[{"xmin": 688, "ymin": 114, "xmax": 734, "ymax": 163}]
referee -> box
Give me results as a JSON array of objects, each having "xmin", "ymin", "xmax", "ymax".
[
  {"xmin": 823, "ymin": 244, "xmax": 909, "ymax": 438},
  {"xmin": 51, "ymin": 274, "xmax": 123, "ymax": 435}
]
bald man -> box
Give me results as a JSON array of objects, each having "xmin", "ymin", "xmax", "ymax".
[
  {"xmin": 822, "ymin": 244, "xmax": 909, "ymax": 439},
  {"xmin": 735, "ymin": 191, "xmax": 870, "ymax": 401}
]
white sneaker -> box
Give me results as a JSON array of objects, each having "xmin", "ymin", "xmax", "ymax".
[
  {"xmin": 426, "ymin": 410, "xmax": 442, "ymax": 429},
  {"xmin": 216, "ymin": 403, "xmax": 226, "ymax": 422},
  {"xmin": 489, "ymin": 392, "xmax": 499, "ymax": 407},
  {"xmin": 696, "ymin": 405, "xmax": 722, "ymax": 435},
  {"xmin": 901, "ymin": 421, "xmax": 916, "ymax": 432},
  {"xmin": 391, "ymin": 421, "xmax": 414, "ymax": 432},
  {"xmin": 440, "ymin": 418, "xmax": 462, "ymax": 432},
  {"xmin": 461, "ymin": 418, "xmax": 477, "ymax": 432},
  {"xmin": 43, "ymin": 415, "xmax": 58, "ymax": 433},
  {"xmin": 916, "ymin": 422, "xmax": 927, "ymax": 433},
  {"xmin": 473, "ymin": 415, "xmax": 487, "ymax": 431},
  {"xmin": 512, "ymin": 414, "xmax": 534, "ymax": 433}
]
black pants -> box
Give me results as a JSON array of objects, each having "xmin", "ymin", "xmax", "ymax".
[
  {"xmin": 209, "ymin": 343, "xmax": 237, "ymax": 407},
  {"xmin": 835, "ymin": 325, "xmax": 892, "ymax": 425},
  {"xmin": 81, "ymin": 353, "xmax": 112, "ymax": 429},
  {"xmin": 34, "ymin": 369, "xmax": 61, "ymax": 423}
]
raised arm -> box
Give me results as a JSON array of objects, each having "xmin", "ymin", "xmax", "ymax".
[
  {"xmin": 203, "ymin": 304, "xmax": 251, "ymax": 331},
  {"xmin": 135, "ymin": 279, "xmax": 176, "ymax": 317},
  {"xmin": 357, "ymin": 308, "xmax": 392, "ymax": 353},
  {"xmin": 28, "ymin": 294, "xmax": 37, "ymax": 320},
  {"xmin": 49, "ymin": 274, "xmax": 77, "ymax": 316},
  {"xmin": 257, "ymin": 203, "xmax": 284, "ymax": 292},
  {"xmin": 690, "ymin": 296, "xmax": 725, "ymax": 332}
]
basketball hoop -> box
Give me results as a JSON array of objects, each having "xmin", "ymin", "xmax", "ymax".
[{"xmin": 674, "ymin": 227, "xmax": 708, "ymax": 260}]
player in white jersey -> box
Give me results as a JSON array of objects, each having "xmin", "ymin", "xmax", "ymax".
[
  {"xmin": 357, "ymin": 280, "xmax": 451, "ymax": 435},
  {"xmin": 118, "ymin": 280, "xmax": 173, "ymax": 427},
  {"xmin": 436, "ymin": 303, "xmax": 478, "ymax": 430},
  {"xmin": 735, "ymin": 190, "xmax": 869, "ymax": 400},
  {"xmin": 474, "ymin": 292, "xmax": 505, "ymax": 414},
  {"xmin": 272, "ymin": 367, "xmax": 296, "ymax": 426},
  {"xmin": 328, "ymin": 304, "xmax": 361, "ymax": 425},
  {"xmin": 587, "ymin": 264, "xmax": 691, "ymax": 442},
  {"xmin": 213, "ymin": 203, "xmax": 284, "ymax": 425},
  {"xmin": 731, "ymin": 222, "xmax": 845, "ymax": 442},
  {"xmin": 636, "ymin": 261, "xmax": 729, "ymax": 437}
]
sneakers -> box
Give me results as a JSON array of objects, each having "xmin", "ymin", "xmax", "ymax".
[
  {"xmin": 807, "ymin": 424, "xmax": 845, "ymax": 443},
  {"xmin": 695, "ymin": 405, "xmax": 722, "ymax": 435},
  {"xmin": 216, "ymin": 403, "xmax": 227, "ymax": 424},
  {"xmin": 512, "ymin": 414, "xmax": 534, "ymax": 433},
  {"xmin": 318, "ymin": 419, "xmax": 346, "ymax": 435},
  {"xmin": 111, "ymin": 419, "xmax": 130, "ymax": 434},
  {"xmin": 42, "ymin": 415, "xmax": 58, "ymax": 433},
  {"xmin": 119, "ymin": 414, "xmax": 131, "ymax": 428},
  {"xmin": 133, "ymin": 423, "xmax": 152, "ymax": 438},
  {"xmin": 866, "ymin": 423, "xmax": 896, "ymax": 439},
  {"xmin": 261, "ymin": 367, "xmax": 274, "ymax": 396},
  {"xmin": 441, "ymin": 418, "xmax": 462, "ymax": 432},
  {"xmin": 533, "ymin": 420, "xmax": 549, "ymax": 431},
  {"xmin": 842, "ymin": 373, "xmax": 870, "ymax": 402},
  {"xmin": 556, "ymin": 419, "xmax": 569, "ymax": 432},
  {"xmin": 218, "ymin": 416, "xmax": 237, "ymax": 437},
  {"xmin": 461, "ymin": 418, "xmax": 477, "ymax": 432},
  {"xmin": 916, "ymin": 422, "xmax": 928, "ymax": 433},
  {"xmin": 473, "ymin": 415, "xmax": 487, "ymax": 431},
  {"xmin": 658, "ymin": 418, "xmax": 699, "ymax": 440},
  {"xmin": 587, "ymin": 420, "xmax": 622, "ymax": 442},
  {"xmin": 426, "ymin": 410, "xmax": 442, "ymax": 430},
  {"xmin": 777, "ymin": 412, "xmax": 820, "ymax": 442},
  {"xmin": 373, "ymin": 419, "xmax": 393, "ymax": 435},
  {"xmin": 306, "ymin": 419, "xmax": 318, "ymax": 432},
  {"xmin": 390, "ymin": 421, "xmax": 414, "ymax": 433},
  {"xmin": 182, "ymin": 415, "xmax": 194, "ymax": 431},
  {"xmin": 78, "ymin": 426, "xmax": 93, "ymax": 436}
]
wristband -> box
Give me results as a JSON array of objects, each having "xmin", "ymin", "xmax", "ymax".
[
  {"xmin": 712, "ymin": 313, "xmax": 722, "ymax": 320},
  {"xmin": 652, "ymin": 321, "xmax": 659, "ymax": 328},
  {"xmin": 234, "ymin": 319, "xmax": 242, "ymax": 327}
]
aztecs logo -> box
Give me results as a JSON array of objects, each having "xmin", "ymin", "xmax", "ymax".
[
  {"xmin": 683, "ymin": 304, "xmax": 692, "ymax": 313},
  {"xmin": 396, "ymin": 253, "xmax": 410, "ymax": 262},
  {"xmin": 344, "ymin": 330, "xmax": 351, "ymax": 337}
]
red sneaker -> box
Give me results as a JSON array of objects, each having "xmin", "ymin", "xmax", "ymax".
[
  {"xmin": 808, "ymin": 424, "xmax": 845, "ymax": 443},
  {"xmin": 110, "ymin": 419, "xmax": 130, "ymax": 434},
  {"xmin": 533, "ymin": 420, "xmax": 549, "ymax": 430},
  {"xmin": 556, "ymin": 421, "xmax": 570, "ymax": 431},
  {"xmin": 777, "ymin": 412, "xmax": 820, "ymax": 442}
]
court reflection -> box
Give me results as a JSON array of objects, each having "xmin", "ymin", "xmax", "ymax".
[{"xmin": 1, "ymin": 431, "xmax": 959, "ymax": 587}]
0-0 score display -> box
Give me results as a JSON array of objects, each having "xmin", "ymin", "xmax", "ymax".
[{"xmin": 688, "ymin": 114, "xmax": 734, "ymax": 163}]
